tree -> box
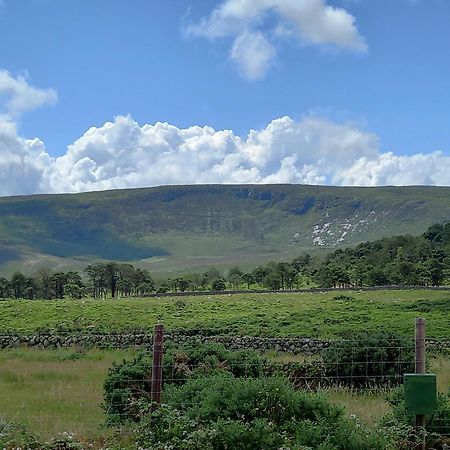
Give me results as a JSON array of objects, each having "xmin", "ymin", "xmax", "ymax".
[
  {"xmin": 65, "ymin": 283, "xmax": 84, "ymax": 299},
  {"xmin": 252, "ymin": 266, "xmax": 269, "ymax": 286},
  {"xmin": 51, "ymin": 272, "xmax": 67, "ymax": 299},
  {"xmin": 37, "ymin": 267, "xmax": 53, "ymax": 299},
  {"xmin": 24, "ymin": 277, "xmax": 37, "ymax": 300},
  {"xmin": 263, "ymin": 272, "xmax": 281, "ymax": 290},
  {"xmin": 104, "ymin": 263, "xmax": 121, "ymax": 298},
  {"xmin": 242, "ymin": 273, "xmax": 254, "ymax": 289},
  {"xmin": 211, "ymin": 278, "xmax": 226, "ymax": 291},
  {"xmin": 133, "ymin": 268, "xmax": 155, "ymax": 295},
  {"xmin": 0, "ymin": 277, "xmax": 11, "ymax": 298},
  {"xmin": 11, "ymin": 272, "xmax": 26, "ymax": 299}
]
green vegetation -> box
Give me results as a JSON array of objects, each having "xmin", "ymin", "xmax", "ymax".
[
  {"xmin": 0, "ymin": 289, "xmax": 449, "ymax": 338},
  {"xmin": 134, "ymin": 376, "xmax": 391, "ymax": 450},
  {"xmin": 2, "ymin": 222, "xmax": 450, "ymax": 300},
  {"xmin": 3, "ymin": 184, "xmax": 450, "ymax": 276},
  {"xmin": 104, "ymin": 343, "xmax": 266, "ymax": 424},
  {"xmin": 321, "ymin": 333, "xmax": 415, "ymax": 387},
  {"xmin": 104, "ymin": 342, "xmax": 449, "ymax": 449},
  {"xmin": 0, "ymin": 348, "xmax": 134, "ymax": 439},
  {"xmin": 0, "ymin": 344, "xmax": 449, "ymax": 449}
]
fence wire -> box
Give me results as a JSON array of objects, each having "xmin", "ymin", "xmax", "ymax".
[{"xmin": 0, "ymin": 337, "xmax": 449, "ymax": 440}]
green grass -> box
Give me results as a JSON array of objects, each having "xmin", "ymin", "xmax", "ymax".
[
  {"xmin": 0, "ymin": 289, "xmax": 449, "ymax": 338},
  {"xmin": 0, "ymin": 347, "xmax": 448, "ymax": 441},
  {"xmin": 0, "ymin": 348, "xmax": 136, "ymax": 440}
]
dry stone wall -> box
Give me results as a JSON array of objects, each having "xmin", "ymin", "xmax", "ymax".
[{"xmin": 0, "ymin": 332, "xmax": 449, "ymax": 354}]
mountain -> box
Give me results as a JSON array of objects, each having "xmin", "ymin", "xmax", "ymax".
[{"xmin": 1, "ymin": 184, "xmax": 450, "ymax": 276}]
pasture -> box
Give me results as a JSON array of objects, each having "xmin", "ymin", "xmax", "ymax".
[
  {"xmin": 0, "ymin": 289, "xmax": 449, "ymax": 338},
  {"xmin": 0, "ymin": 289, "xmax": 448, "ymax": 445}
]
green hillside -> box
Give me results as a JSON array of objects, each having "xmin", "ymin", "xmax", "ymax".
[{"xmin": 1, "ymin": 184, "xmax": 450, "ymax": 275}]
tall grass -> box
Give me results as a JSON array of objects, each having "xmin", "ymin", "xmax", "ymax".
[
  {"xmin": 0, "ymin": 348, "xmax": 136, "ymax": 439},
  {"xmin": 0, "ymin": 348, "xmax": 448, "ymax": 440}
]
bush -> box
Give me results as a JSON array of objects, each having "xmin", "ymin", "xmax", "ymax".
[
  {"xmin": 134, "ymin": 375, "xmax": 392, "ymax": 450},
  {"xmin": 381, "ymin": 387, "xmax": 450, "ymax": 449},
  {"xmin": 0, "ymin": 420, "xmax": 84, "ymax": 450},
  {"xmin": 103, "ymin": 342, "xmax": 267, "ymax": 424},
  {"xmin": 322, "ymin": 332, "xmax": 415, "ymax": 388},
  {"xmin": 333, "ymin": 295, "xmax": 355, "ymax": 301}
]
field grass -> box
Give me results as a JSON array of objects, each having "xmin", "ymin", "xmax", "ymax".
[
  {"xmin": 0, "ymin": 289, "xmax": 449, "ymax": 338},
  {"xmin": 0, "ymin": 348, "xmax": 448, "ymax": 441},
  {"xmin": 0, "ymin": 348, "xmax": 135, "ymax": 439}
]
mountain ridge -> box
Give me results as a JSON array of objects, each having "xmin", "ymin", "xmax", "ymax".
[{"xmin": 1, "ymin": 184, "xmax": 450, "ymax": 275}]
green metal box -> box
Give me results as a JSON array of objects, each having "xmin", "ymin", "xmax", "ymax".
[{"xmin": 404, "ymin": 374, "xmax": 437, "ymax": 415}]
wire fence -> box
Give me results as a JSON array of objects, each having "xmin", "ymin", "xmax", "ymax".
[{"xmin": 0, "ymin": 319, "xmax": 449, "ymax": 444}]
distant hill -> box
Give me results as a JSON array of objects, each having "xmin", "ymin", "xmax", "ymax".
[{"xmin": 1, "ymin": 184, "xmax": 450, "ymax": 275}]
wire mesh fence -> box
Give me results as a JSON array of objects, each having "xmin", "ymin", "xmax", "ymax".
[{"xmin": 0, "ymin": 321, "xmax": 449, "ymax": 445}]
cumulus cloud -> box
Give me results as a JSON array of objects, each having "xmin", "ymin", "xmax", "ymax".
[
  {"xmin": 0, "ymin": 119, "xmax": 53, "ymax": 195},
  {"xmin": 3, "ymin": 111, "xmax": 450, "ymax": 196},
  {"xmin": 0, "ymin": 70, "xmax": 57, "ymax": 118},
  {"xmin": 187, "ymin": 0, "xmax": 367, "ymax": 79}
]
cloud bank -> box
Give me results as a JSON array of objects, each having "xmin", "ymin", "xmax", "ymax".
[
  {"xmin": 188, "ymin": 0, "xmax": 367, "ymax": 79},
  {"xmin": 2, "ymin": 113, "xmax": 450, "ymax": 197},
  {"xmin": 1, "ymin": 70, "xmax": 450, "ymax": 197}
]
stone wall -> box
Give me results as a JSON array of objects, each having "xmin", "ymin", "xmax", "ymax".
[{"xmin": 0, "ymin": 332, "xmax": 448, "ymax": 354}]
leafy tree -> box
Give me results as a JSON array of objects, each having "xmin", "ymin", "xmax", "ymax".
[
  {"xmin": 211, "ymin": 278, "xmax": 226, "ymax": 291},
  {"xmin": 0, "ymin": 277, "xmax": 10, "ymax": 298},
  {"xmin": 263, "ymin": 271, "xmax": 281, "ymax": 290},
  {"xmin": 11, "ymin": 272, "xmax": 26, "ymax": 299},
  {"xmin": 252, "ymin": 266, "xmax": 269, "ymax": 286},
  {"xmin": 37, "ymin": 267, "xmax": 53, "ymax": 299},
  {"xmin": 242, "ymin": 273, "xmax": 254, "ymax": 289}
]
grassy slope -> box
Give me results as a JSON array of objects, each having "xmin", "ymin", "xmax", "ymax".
[
  {"xmin": 2, "ymin": 184, "xmax": 450, "ymax": 275},
  {"xmin": 0, "ymin": 290, "xmax": 449, "ymax": 339}
]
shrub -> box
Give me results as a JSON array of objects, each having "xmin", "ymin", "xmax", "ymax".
[
  {"xmin": 134, "ymin": 375, "xmax": 392, "ymax": 450},
  {"xmin": 322, "ymin": 332, "xmax": 415, "ymax": 388},
  {"xmin": 333, "ymin": 294, "xmax": 355, "ymax": 301},
  {"xmin": 0, "ymin": 420, "xmax": 84, "ymax": 450},
  {"xmin": 103, "ymin": 342, "xmax": 267, "ymax": 424},
  {"xmin": 381, "ymin": 387, "xmax": 450, "ymax": 449}
]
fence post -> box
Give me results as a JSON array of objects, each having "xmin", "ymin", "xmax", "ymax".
[
  {"xmin": 151, "ymin": 323, "xmax": 164, "ymax": 407},
  {"xmin": 415, "ymin": 317, "xmax": 426, "ymax": 450}
]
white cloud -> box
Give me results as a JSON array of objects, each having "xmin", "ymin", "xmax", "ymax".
[
  {"xmin": 188, "ymin": 0, "xmax": 367, "ymax": 79},
  {"xmin": 3, "ymin": 111, "xmax": 450, "ymax": 197},
  {"xmin": 0, "ymin": 119, "xmax": 53, "ymax": 195},
  {"xmin": 230, "ymin": 31, "xmax": 276, "ymax": 79},
  {"xmin": 0, "ymin": 70, "xmax": 57, "ymax": 118},
  {"xmin": 336, "ymin": 151, "xmax": 450, "ymax": 186}
]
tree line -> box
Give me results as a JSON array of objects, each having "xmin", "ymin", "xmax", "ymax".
[{"xmin": 1, "ymin": 222, "xmax": 450, "ymax": 300}]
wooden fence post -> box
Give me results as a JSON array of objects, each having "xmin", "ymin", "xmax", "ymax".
[
  {"xmin": 415, "ymin": 317, "xmax": 426, "ymax": 450},
  {"xmin": 151, "ymin": 324, "xmax": 164, "ymax": 407}
]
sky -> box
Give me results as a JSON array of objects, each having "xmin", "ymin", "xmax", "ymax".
[{"xmin": 1, "ymin": 0, "xmax": 450, "ymax": 195}]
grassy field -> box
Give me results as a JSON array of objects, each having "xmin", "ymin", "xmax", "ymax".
[
  {"xmin": 0, "ymin": 348, "xmax": 448, "ymax": 440},
  {"xmin": 0, "ymin": 348, "xmax": 133, "ymax": 439},
  {"xmin": 0, "ymin": 289, "xmax": 449, "ymax": 338},
  {"xmin": 0, "ymin": 289, "xmax": 448, "ymax": 442}
]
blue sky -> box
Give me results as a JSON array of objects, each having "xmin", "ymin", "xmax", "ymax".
[{"xmin": 1, "ymin": 0, "xmax": 450, "ymax": 195}]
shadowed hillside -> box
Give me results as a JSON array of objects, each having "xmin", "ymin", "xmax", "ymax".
[{"xmin": 1, "ymin": 184, "xmax": 450, "ymax": 275}]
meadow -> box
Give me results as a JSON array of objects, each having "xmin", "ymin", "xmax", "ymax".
[
  {"xmin": 0, "ymin": 348, "xmax": 448, "ymax": 442},
  {"xmin": 0, "ymin": 289, "xmax": 448, "ymax": 445},
  {"xmin": 0, "ymin": 289, "xmax": 449, "ymax": 338}
]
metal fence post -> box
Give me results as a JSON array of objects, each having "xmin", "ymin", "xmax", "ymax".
[{"xmin": 151, "ymin": 323, "xmax": 164, "ymax": 407}]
